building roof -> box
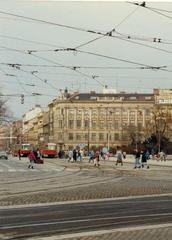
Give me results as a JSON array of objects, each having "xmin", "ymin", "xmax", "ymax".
[{"xmin": 68, "ymin": 92, "xmax": 154, "ymax": 102}]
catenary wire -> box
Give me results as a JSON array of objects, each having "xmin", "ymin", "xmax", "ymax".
[{"xmin": 75, "ymin": 4, "xmax": 140, "ymax": 49}]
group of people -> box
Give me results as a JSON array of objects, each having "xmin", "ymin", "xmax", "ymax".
[
  {"xmin": 21, "ymin": 146, "xmax": 167, "ymax": 170},
  {"xmin": 134, "ymin": 149, "xmax": 150, "ymax": 169},
  {"xmin": 68, "ymin": 148, "xmax": 84, "ymax": 162},
  {"xmin": 28, "ymin": 149, "xmax": 41, "ymax": 169}
]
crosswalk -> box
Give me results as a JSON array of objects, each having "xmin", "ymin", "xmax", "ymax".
[
  {"xmin": 0, "ymin": 159, "xmax": 56, "ymax": 172},
  {"xmin": 0, "ymin": 159, "xmax": 79, "ymax": 173}
]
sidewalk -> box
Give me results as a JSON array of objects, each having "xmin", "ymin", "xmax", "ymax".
[{"xmin": 107, "ymin": 155, "xmax": 172, "ymax": 168}]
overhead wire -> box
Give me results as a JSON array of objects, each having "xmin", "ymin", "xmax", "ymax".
[
  {"xmin": 30, "ymin": 52, "xmax": 106, "ymax": 87},
  {"xmin": 129, "ymin": 1, "xmax": 172, "ymax": 21},
  {"xmin": 0, "ymin": 45, "xmax": 60, "ymax": 91},
  {"xmin": 0, "ymin": 44, "xmax": 168, "ymax": 79},
  {"xmin": 74, "ymin": 4, "xmax": 140, "ymax": 49},
  {"xmin": 1, "ymin": 7, "xmax": 172, "ymax": 89},
  {"xmin": 0, "ymin": 63, "xmax": 146, "ymax": 69}
]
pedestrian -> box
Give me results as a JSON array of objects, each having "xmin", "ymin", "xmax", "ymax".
[
  {"xmin": 68, "ymin": 149, "xmax": 73, "ymax": 162},
  {"xmin": 32, "ymin": 148, "xmax": 38, "ymax": 163},
  {"xmin": 134, "ymin": 149, "xmax": 141, "ymax": 169},
  {"xmin": 73, "ymin": 149, "xmax": 77, "ymax": 162},
  {"xmin": 28, "ymin": 150, "xmax": 36, "ymax": 169},
  {"xmin": 141, "ymin": 149, "xmax": 150, "ymax": 169},
  {"xmin": 77, "ymin": 149, "xmax": 81, "ymax": 161},
  {"xmin": 151, "ymin": 149, "xmax": 155, "ymax": 160},
  {"xmin": 80, "ymin": 149, "xmax": 84, "ymax": 161},
  {"xmin": 116, "ymin": 148, "xmax": 123, "ymax": 166},
  {"xmin": 94, "ymin": 151, "xmax": 100, "ymax": 167},
  {"xmin": 18, "ymin": 149, "xmax": 21, "ymax": 160},
  {"xmin": 123, "ymin": 151, "xmax": 127, "ymax": 159},
  {"xmin": 159, "ymin": 150, "xmax": 166, "ymax": 161},
  {"xmin": 36, "ymin": 148, "xmax": 41, "ymax": 163},
  {"xmin": 88, "ymin": 150, "xmax": 94, "ymax": 163}
]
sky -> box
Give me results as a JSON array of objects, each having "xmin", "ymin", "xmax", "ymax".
[{"xmin": 1, "ymin": 0, "xmax": 172, "ymax": 118}]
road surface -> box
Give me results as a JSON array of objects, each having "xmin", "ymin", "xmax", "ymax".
[{"xmin": 1, "ymin": 195, "xmax": 172, "ymax": 239}]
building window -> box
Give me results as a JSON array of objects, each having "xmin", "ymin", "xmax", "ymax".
[
  {"xmin": 68, "ymin": 133, "xmax": 73, "ymax": 141},
  {"xmin": 145, "ymin": 110, "xmax": 151, "ymax": 116},
  {"xmin": 91, "ymin": 133, "xmax": 96, "ymax": 141},
  {"xmin": 130, "ymin": 121, "xmax": 135, "ymax": 126},
  {"xmin": 114, "ymin": 133, "xmax": 119, "ymax": 140},
  {"xmin": 77, "ymin": 109, "xmax": 82, "ymax": 115},
  {"xmin": 99, "ymin": 133, "xmax": 104, "ymax": 141},
  {"xmin": 92, "ymin": 120, "xmax": 97, "ymax": 129},
  {"xmin": 130, "ymin": 111, "xmax": 135, "ymax": 115},
  {"xmin": 69, "ymin": 109, "xmax": 74, "ymax": 114},
  {"xmin": 84, "ymin": 120, "xmax": 89, "ymax": 128},
  {"xmin": 61, "ymin": 108, "xmax": 64, "ymax": 115},
  {"xmin": 85, "ymin": 133, "xmax": 88, "ymax": 141},
  {"xmin": 59, "ymin": 120, "xmax": 63, "ymax": 128},
  {"xmin": 91, "ymin": 109, "xmax": 97, "ymax": 115},
  {"xmin": 99, "ymin": 121, "xmax": 104, "ymax": 129},
  {"xmin": 76, "ymin": 120, "xmax": 81, "ymax": 128},
  {"xmin": 76, "ymin": 134, "xmax": 81, "ymax": 141},
  {"xmin": 58, "ymin": 133, "xmax": 63, "ymax": 141},
  {"xmin": 138, "ymin": 122, "xmax": 143, "ymax": 128},
  {"xmin": 145, "ymin": 96, "xmax": 151, "ymax": 100},
  {"xmin": 115, "ymin": 110, "xmax": 120, "ymax": 116},
  {"xmin": 69, "ymin": 120, "xmax": 74, "ymax": 129},
  {"xmin": 114, "ymin": 121, "xmax": 119, "ymax": 129}
]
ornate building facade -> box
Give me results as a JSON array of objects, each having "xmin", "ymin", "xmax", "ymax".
[
  {"xmin": 11, "ymin": 88, "xmax": 172, "ymax": 152},
  {"xmin": 48, "ymin": 91, "xmax": 155, "ymax": 150}
]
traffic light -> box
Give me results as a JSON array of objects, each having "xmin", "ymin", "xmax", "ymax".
[{"xmin": 20, "ymin": 94, "xmax": 24, "ymax": 104}]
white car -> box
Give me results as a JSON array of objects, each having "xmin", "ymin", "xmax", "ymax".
[{"xmin": 0, "ymin": 151, "xmax": 8, "ymax": 160}]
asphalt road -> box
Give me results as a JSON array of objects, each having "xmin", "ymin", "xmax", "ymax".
[{"xmin": 1, "ymin": 195, "xmax": 172, "ymax": 240}]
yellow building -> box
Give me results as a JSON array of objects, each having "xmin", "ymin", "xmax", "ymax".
[{"xmin": 48, "ymin": 91, "xmax": 155, "ymax": 150}]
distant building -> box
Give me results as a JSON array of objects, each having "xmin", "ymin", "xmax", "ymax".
[
  {"xmin": 22, "ymin": 105, "xmax": 43, "ymax": 145},
  {"xmin": 48, "ymin": 90, "xmax": 155, "ymax": 150},
  {"xmin": 14, "ymin": 88, "xmax": 172, "ymax": 151}
]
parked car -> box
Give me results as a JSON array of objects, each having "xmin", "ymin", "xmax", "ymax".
[{"xmin": 0, "ymin": 151, "xmax": 8, "ymax": 160}]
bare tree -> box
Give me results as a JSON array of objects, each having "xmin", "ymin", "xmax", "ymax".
[
  {"xmin": 123, "ymin": 124, "xmax": 144, "ymax": 148},
  {"xmin": 0, "ymin": 96, "xmax": 12, "ymax": 123},
  {"xmin": 151, "ymin": 107, "xmax": 171, "ymax": 150}
]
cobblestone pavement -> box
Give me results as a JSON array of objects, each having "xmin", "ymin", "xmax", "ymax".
[
  {"xmin": 27, "ymin": 225, "xmax": 172, "ymax": 240},
  {"xmin": 1, "ymin": 157, "xmax": 172, "ymax": 240},
  {"xmin": 68, "ymin": 228, "xmax": 172, "ymax": 240},
  {"xmin": 0, "ymin": 157, "xmax": 172, "ymax": 206}
]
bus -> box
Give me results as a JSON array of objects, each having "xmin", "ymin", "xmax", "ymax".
[{"xmin": 40, "ymin": 143, "xmax": 57, "ymax": 158}]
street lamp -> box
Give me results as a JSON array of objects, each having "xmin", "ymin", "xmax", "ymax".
[{"xmin": 107, "ymin": 109, "xmax": 113, "ymax": 151}]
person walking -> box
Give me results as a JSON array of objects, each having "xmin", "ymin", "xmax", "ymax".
[
  {"xmin": 159, "ymin": 150, "xmax": 166, "ymax": 161},
  {"xmin": 116, "ymin": 148, "xmax": 123, "ymax": 166},
  {"xmin": 134, "ymin": 149, "xmax": 141, "ymax": 169},
  {"xmin": 68, "ymin": 149, "xmax": 73, "ymax": 162},
  {"xmin": 141, "ymin": 149, "xmax": 150, "ymax": 169},
  {"xmin": 94, "ymin": 151, "xmax": 100, "ymax": 167},
  {"xmin": 89, "ymin": 150, "xmax": 94, "ymax": 163},
  {"xmin": 36, "ymin": 148, "xmax": 41, "ymax": 163},
  {"xmin": 28, "ymin": 150, "xmax": 36, "ymax": 169},
  {"xmin": 73, "ymin": 149, "xmax": 77, "ymax": 162},
  {"xmin": 18, "ymin": 149, "xmax": 21, "ymax": 160}
]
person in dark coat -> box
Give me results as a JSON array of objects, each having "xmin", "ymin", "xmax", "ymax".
[
  {"xmin": 18, "ymin": 149, "xmax": 21, "ymax": 160},
  {"xmin": 73, "ymin": 149, "xmax": 77, "ymax": 162},
  {"xmin": 141, "ymin": 149, "xmax": 149, "ymax": 169},
  {"xmin": 134, "ymin": 149, "xmax": 141, "ymax": 169}
]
